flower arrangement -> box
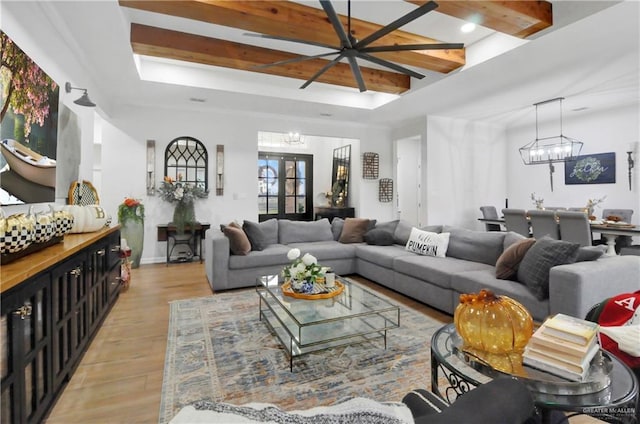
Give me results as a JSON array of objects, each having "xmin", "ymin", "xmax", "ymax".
[
  {"xmin": 282, "ymin": 248, "xmax": 329, "ymax": 282},
  {"xmin": 586, "ymin": 196, "xmax": 606, "ymax": 216},
  {"xmin": 158, "ymin": 175, "xmax": 208, "ymax": 204},
  {"xmin": 117, "ymin": 197, "xmax": 144, "ymax": 223},
  {"xmin": 530, "ymin": 192, "xmax": 544, "ymax": 210}
]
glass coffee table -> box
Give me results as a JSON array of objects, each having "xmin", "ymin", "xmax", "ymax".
[
  {"xmin": 431, "ymin": 323, "xmax": 639, "ymax": 423},
  {"xmin": 256, "ymin": 275, "xmax": 400, "ymax": 371}
]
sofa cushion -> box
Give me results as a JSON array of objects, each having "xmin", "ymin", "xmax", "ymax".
[
  {"xmin": 228, "ymin": 243, "xmax": 290, "ymax": 269},
  {"xmin": 394, "ymin": 255, "xmax": 491, "ymax": 289},
  {"xmin": 495, "ymin": 238, "xmax": 536, "ymax": 280},
  {"xmin": 287, "ymin": 241, "xmax": 357, "ymax": 261},
  {"xmin": 517, "ymin": 237, "xmax": 581, "ymax": 300},
  {"xmin": 375, "ymin": 220, "xmax": 400, "ymax": 234},
  {"xmin": 331, "ymin": 218, "xmax": 345, "ymax": 240},
  {"xmin": 364, "ymin": 228, "xmax": 395, "ymax": 246},
  {"xmin": 221, "ymin": 222, "xmax": 251, "ymax": 255},
  {"xmin": 243, "ymin": 219, "xmax": 278, "ymax": 251},
  {"xmin": 444, "ymin": 226, "xmax": 506, "ymax": 266},
  {"xmin": 339, "ymin": 218, "xmax": 372, "ymax": 243},
  {"xmin": 393, "ymin": 221, "xmax": 442, "ymax": 245},
  {"xmin": 278, "ymin": 218, "xmax": 333, "ymax": 244},
  {"xmin": 356, "ymin": 244, "xmax": 414, "ymax": 268},
  {"xmin": 576, "ymin": 245, "xmax": 607, "ymax": 262},
  {"xmin": 405, "ymin": 227, "xmax": 450, "ymax": 257}
]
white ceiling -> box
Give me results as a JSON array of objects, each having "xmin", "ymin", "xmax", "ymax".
[{"xmin": 2, "ymin": 1, "xmax": 638, "ymax": 127}]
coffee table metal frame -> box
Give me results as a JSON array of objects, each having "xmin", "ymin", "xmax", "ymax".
[
  {"xmin": 431, "ymin": 323, "xmax": 639, "ymax": 423},
  {"xmin": 256, "ymin": 275, "xmax": 400, "ymax": 371}
]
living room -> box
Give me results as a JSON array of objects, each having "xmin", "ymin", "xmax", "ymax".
[{"xmin": 1, "ymin": 1, "xmax": 639, "ymax": 423}]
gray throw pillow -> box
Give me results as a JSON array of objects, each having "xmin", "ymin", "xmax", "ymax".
[
  {"xmin": 364, "ymin": 229, "xmax": 395, "ymax": 246},
  {"xmin": 393, "ymin": 220, "xmax": 414, "ymax": 245},
  {"xmin": 331, "ymin": 218, "xmax": 345, "ymax": 241},
  {"xmin": 517, "ymin": 236, "xmax": 581, "ymax": 300},
  {"xmin": 443, "ymin": 226, "xmax": 506, "ymax": 266},
  {"xmin": 243, "ymin": 220, "xmax": 268, "ymax": 251},
  {"xmin": 576, "ymin": 245, "xmax": 607, "ymax": 262},
  {"xmin": 375, "ymin": 220, "xmax": 400, "ymax": 234},
  {"xmin": 278, "ymin": 219, "xmax": 333, "ymax": 244}
]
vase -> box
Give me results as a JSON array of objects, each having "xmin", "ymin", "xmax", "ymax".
[
  {"xmin": 172, "ymin": 200, "xmax": 196, "ymax": 234},
  {"xmin": 120, "ymin": 218, "xmax": 144, "ymax": 268}
]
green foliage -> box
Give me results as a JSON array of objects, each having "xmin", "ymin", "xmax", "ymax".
[{"xmin": 118, "ymin": 198, "xmax": 144, "ymax": 224}]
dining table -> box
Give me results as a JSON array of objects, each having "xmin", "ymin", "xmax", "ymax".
[{"xmin": 478, "ymin": 218, "xmax": 640, "ymax": 256}]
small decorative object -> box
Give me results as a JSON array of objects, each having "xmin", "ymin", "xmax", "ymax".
[
  {"xmin": 585, "ymin": 195, "xmax": 606, "ymax": 217},
  {"xmin": 63, "ymin": 204, "xmax": 111, "ymax": 233},
  {"xmin": 454, "ymin": 289, "xmax": 533, "ymax": 355},
  {"xmin": 159, "ymin": 175, "xmax": 208, "ymax": 233},
  {"xmin": 379, "ymin": 178, "xmax": 393, "ymax": 202},
  {"xmin": 29, "ymin": 206, "xmax": 55, "ymax": 244},
  {"xmin": 362, "ymin": 152, "xmax": 379, "ymax": 179},
  {"xmin": 118, "ymin": 197, "xmax": 145, "ymax": 268},
  {"xmin": 216, "ymin": 144, "xmax": 224, "ymax": 196},
  {"xmin": 146, "ymin": 140, "xmax": 156, "ymax": 195},
  {"xmin": 530, "ymin": 192, "xmax": 544, "ymax": 210},
  {"xmin": 50, "ymin": 206, "xmax": 74, "ymax": 237},
  {"xmin": 325, "ymin": 272, "xmax": 336, "ymax": 288},
  {"xmin": 282, "ymin": 248, "xmax": 329, "ymax": 293},
  {"xmin": 0, "ymin": 211, "xmax": 34, "ymax": 254}
]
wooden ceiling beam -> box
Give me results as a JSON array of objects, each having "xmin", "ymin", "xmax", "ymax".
[
  {"xmin": 407, "ymin": 1, "xmax": 553, "ymax": 39},
  {"xmin": 130, "ymin": 24, "xmax": 411, "ymax": 94},
  {"xmin": 120, "ymin": 0, "xmax": 465, "ymax": 73}
]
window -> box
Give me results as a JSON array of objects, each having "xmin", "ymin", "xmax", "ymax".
[
  {"xmin": 258, "ymin": 152, "xmax": 313, "ymax": 221},
  {"xmin": 164, "ymin": 137, "xmax": 208, "ymax": 190}
]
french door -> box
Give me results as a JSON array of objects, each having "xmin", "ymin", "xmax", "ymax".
[{"xmin": 258, "ymin": 152, "xmax": 313, "ymax": 221}]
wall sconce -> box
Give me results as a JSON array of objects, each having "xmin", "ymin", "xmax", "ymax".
[
  {"xmin": 216, "ymin": 145, "xmax": 224, "ymax": 196},
  {"xmin": 65, "ymin": 82, "xmax": 96, "ymax": 107},
  {"xmin": 379, "ymin": 178, "xmax": 393, "ymax": 202},
  {"xmin": 146, "ymin": 140, "xmax": 156, "ymax": 195},
  {"xmin": 628, "ymin": 150, "xmax": 635, "ymax": 191},
  {"xmin": 362, "ymin": 152, "xmax": 379, "ymax": 179}
]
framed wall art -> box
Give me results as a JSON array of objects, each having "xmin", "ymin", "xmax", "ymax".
[{"xmin": 564, "ymin": 152, "xmax": 616, "ymax": 185}]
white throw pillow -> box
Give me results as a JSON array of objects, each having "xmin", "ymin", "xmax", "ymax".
[{"xmin": 405, "ymin": 227, "xmax": 450, "ymax": 257}]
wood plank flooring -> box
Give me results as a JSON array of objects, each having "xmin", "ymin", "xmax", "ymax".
[{"xmin": 44, "ymin": 262, "xmax": 601, "ymax": 423}]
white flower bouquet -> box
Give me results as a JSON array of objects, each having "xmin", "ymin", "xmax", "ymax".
[{"xmin": 282, "ymin": 248, "xmax": 329, "ymax": 292}]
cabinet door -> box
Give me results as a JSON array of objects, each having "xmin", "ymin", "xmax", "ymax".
[
  {"xmin": 87, "ymin": 239, "xmax": 109, "ymax": 333},
  {"xmin": 0, "ymin": 274, "xmax": 53, "ymax": 424},
  {"xmin": 50, "ymin": 254, "xmax": 89, "ymax": 389}
]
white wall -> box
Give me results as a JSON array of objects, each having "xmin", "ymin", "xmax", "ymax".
[
  {"xmin": 505, "ymin": 103, "xmax": 640, "ymax": 222},
  {"xmin": 100, "ymin": 105, "xmax": 394, "ymax": 263}
]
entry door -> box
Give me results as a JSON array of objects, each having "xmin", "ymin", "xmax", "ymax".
[{"xmin": 395, "ymin": 137, "xmax": 421, "ymax": 226}]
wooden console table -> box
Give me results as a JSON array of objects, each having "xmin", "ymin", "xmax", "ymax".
[
  {"xmin": 314, "ymin": 207, "xmax": 355, "ymax": 222},
  {"xmin": 157, "ymin": 222, "xmax": 211, "ymax": 264}
]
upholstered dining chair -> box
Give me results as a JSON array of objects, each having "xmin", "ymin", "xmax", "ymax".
[
  {"xmin": 528, "ymin": 209, "xmax": 560, "ymax": 239},
  {"xmin": 557, "ymin": 210, "xmax": 592, "ymax": 246},
  {"xmin": 502, "ymin": 208, "xmax": 530, "ymax": 237},
  {"xmin": 479, "ymin": 206, "xmax": 502, "ymax": 231}
]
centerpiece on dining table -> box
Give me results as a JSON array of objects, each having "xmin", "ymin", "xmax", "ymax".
[{"xmin": 281, "ymin": 248, "xmax": 342, "ymax": 298}]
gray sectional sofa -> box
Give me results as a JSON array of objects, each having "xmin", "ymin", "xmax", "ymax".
[{"xmin": 205, "ymin": 218, "xmax": 640, "ymax": 321}]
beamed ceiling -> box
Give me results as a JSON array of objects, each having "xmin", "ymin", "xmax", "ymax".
[{"xmin": 119, "ymin": 0, "xmax": 552, "ymax": 94}]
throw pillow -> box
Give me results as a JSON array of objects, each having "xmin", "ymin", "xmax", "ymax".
[
  {"xmin": 221, "ymin": 222, "xmax": 251, "ymax": 255},
  {"xmin": 331, "ymin": 217, "xmax": 345, "ymax": 240},
  {"xmin": 364, "ymin": 228, "xmax": 395, "ymax": 246},
  {"xmin": 495, "ymin": 238, "xmax": 536, "ymax": 280},
  {"xmin": 517, "ymin": 237, "xmax": 581, "ymax": 300},
  {"xmin": 393, "ymin": 220, "xmax": 414, "ymax": 245},
  {"xmin": 444, "ymin": 225, "xmax": 506, "ymax": 266},
  {"xmin": 278, "ymin": 218, "xmax": 333, "ymax": 244},
  {"xmin": 405, "ymin": 227, "xmax": 450, "ymax": 257},
  {"xmin": 375, "ymin": 219, "xmax": 400, "ymax": 234},
  {"xmin": 576, "ymin": 245, "xmax": 607, "ymax": 262},
  {"xmin": 243, "ymin": 221, "xmax": 268, "ymax": 251},
  {"xmin": 338, "ymin": 218, "xmax": 371, "ymax": 243}
]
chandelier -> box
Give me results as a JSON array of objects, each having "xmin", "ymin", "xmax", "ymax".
[
  {"xmin": 519, "ymin": 97, "xmax": 583, "ymax": 165},
  {"xmin": 284, "ymin": 132, "xmax": 303, "ymax": 145}
]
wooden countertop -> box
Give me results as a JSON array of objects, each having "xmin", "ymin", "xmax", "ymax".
[{"xmin": 1, "ymin": 226, "xmax": 120, "ymax": 294}]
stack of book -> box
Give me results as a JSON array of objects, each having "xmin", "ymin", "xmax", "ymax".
[{"xmin": 523, "ymin": 313, "xmax": 600, "ymax": 381}]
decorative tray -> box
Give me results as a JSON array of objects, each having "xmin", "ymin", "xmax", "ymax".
[{"xmin": 282, "ymin": 280, "xmax": 344, "ymax": 300}]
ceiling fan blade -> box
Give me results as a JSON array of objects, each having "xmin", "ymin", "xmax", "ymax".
[
  {"xmin": 355, "ymin": 1, "xmax": 438, "ymax": 48},
  {"xmin": 357, "ymin": 52, "xmax": 425, "ymax": 79},
  {"xmin": 253, "ymin": 51, "xmax": 341, "ymax": 69},
  {"xmin": 346, "ymin": 56, "xmax": 367, "ymax": 92},
  {"xmin": 300, "ymin": 52, "xmax": 346, "ymax": 89},
  {"xmin": 361, "ymin": 43, "xmax": 464, "ymax": 53},
  {"xmin": 320, "ymin": 0, "xmax": 352, "ymax": 48},
  {"xmin": 244, "ymin": 32, "xmax": 337, "ymax": 50}
]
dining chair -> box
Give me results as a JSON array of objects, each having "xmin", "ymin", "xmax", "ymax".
[
  {"xmin": 556, "ymin": 210, "xmax": 592, "ymax": 246},
  {"xmin": 502, "ymin": 208, "xmax": 530, "ymax": 237},
  {"xmin": 479, "ymin": 206, "xmax": 502, "ymax": 231},
  {"xmin": 528, "ymin": 209, "xmax": 560, "ymax": 239}
]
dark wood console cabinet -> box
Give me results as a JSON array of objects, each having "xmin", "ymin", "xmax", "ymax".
[
  {"xmin": 314, "ymin": 207, "xmax": 355, "ymax": 222},
  {"xmin": 0, "ymin": 227, "xmax": 121, "ymax": 424}
]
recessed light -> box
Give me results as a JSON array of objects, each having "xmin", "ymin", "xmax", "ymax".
[
  {"xmin": 320, "ymin": 113, "xmax": 333, "ymax": 117},
  {"xmin": 571, "ymin": 107, "xmax": 589, "ymax": 112},
  {"xmin": 189, "ymin": 97, "xmax": 206, "ymax": 103},
  {"xmin": 461, "ymin": 23, "xmax": 476, "ymax": 33}
]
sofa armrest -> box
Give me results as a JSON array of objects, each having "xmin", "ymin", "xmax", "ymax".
[
  {"xmin": 549, "ymin": 256, "xmax": 640, "ymax": 318},
  {"xmin": 204, "ymin": 233, "xmax": 230, "ymax": 291}
]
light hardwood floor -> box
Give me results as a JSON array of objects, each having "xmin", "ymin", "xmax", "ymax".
[{"xmin": 45, "ymin": 262, "xmax": 600, "ymax": 423}]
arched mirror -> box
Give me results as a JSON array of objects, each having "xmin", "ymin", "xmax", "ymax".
[
  {"xmin": 164, "ymin": 136, "xmax": 208, "ymax": 190},
  {"xmin": 331, "ymin": 145, "xmax": 350, "ymax": 207}
]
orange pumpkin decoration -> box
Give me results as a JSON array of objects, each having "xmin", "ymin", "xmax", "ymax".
[{"xmin": 454, "ymin": 289, "xmax": 533, "ymax": 355}]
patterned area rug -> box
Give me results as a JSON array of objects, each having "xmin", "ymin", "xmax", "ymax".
[{"xmin": 159, "ymin": 283, "xmax": 445, "ymax": 424}]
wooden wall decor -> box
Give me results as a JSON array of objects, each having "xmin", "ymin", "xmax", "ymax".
[
  {"xmin": 362, "ymin": 152, "xmax": 379, "ymax": 179},
  {"xmin": 379, "ymin": 178, "xmax": 393, "ymax": 202}
]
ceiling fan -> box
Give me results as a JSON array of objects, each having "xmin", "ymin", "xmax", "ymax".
[{"xmin": 246, "ymin": 0, "xmax": 464, "ymax": 92}]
